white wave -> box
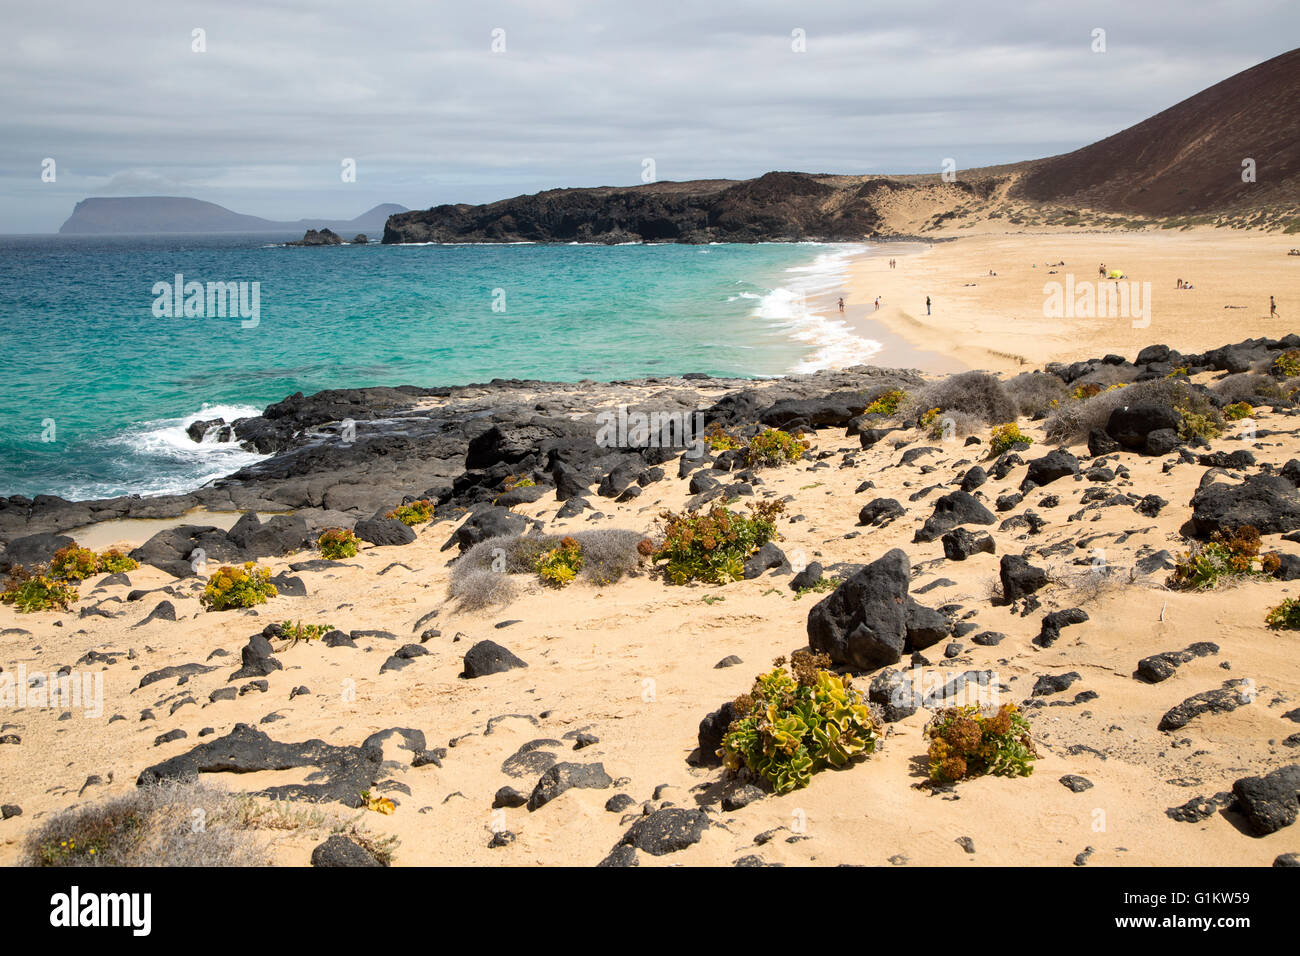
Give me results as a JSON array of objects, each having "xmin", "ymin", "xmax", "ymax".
[
  {"xmin": 83, "ymin": 402, "xmax": 272, "ymax": 498},
  {"xmin": 746, "ymin": 244, "xmax": 883, "ymax": 373}
]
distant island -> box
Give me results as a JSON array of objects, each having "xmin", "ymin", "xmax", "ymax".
[{"xmin": 58, "ymin": 197, "xmax": 407, "ymax": 236}]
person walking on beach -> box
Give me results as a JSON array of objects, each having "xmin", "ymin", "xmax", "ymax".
[
  {"xmin": 1272, "ymin": 295, "xmax": 1279, "ymax": 318},
  {"xmin": 925, "ymin": 295, "xmax": 931, "ymax": 315},
  {"xmin": 838, "ymin": 297, "xmax": 845, "ymax": 314},
  {"xmin": 874, "ymin": 296, "xmax": 881, "ymax": 311}
]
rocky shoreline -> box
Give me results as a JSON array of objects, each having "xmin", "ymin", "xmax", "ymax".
[
  {"xmin": 4, "ymin": 332, "xmax": 1300, "ymax": 866},
  {"xmin": 4, "ymin": 334, "xmax": 1300, "ymax": 578}
]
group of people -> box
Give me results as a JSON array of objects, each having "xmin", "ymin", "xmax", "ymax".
[
  {"xmin": 836, "ymin": 293, "xmax": 931, "ymax": 314},
  {"xmin": 1177, "ymin": 278, "xmax": 1195, "ymax": 290},
  {"xmin": 831, "ymin": 254, "xmax": 931, "ymax": 317}
]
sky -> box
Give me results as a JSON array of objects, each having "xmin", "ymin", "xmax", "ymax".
[{"xmin": 1, "ymin": 0, "xmax": 1296, "ymax": 233}]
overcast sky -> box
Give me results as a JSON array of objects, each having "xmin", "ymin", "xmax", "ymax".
[{"xmin": 1, "ymin": 0, "xmax": 1296, "ymax": 233}]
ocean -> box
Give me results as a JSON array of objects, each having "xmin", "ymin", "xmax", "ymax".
[{"xmin": 0, "ymin": 235, "xmax": 879, "ymax": 500}]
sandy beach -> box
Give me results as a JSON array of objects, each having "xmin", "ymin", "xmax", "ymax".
[{"xmin": 847, "ymin": 231, "xmax": 1300, "ymax": 374}]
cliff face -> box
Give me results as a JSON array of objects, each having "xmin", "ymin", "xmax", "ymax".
[{"xmin": 381, "ymin": 171, "xmax": 998, "ymax": 244}]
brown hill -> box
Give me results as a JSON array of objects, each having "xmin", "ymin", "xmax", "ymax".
[
  {"xmin": 384, "ymin": 49, "xmax": 1300, "ymax": 243},
  {"xmin": 1012, "ymin": 47, "xmax": 1300, "ymax": 217}
]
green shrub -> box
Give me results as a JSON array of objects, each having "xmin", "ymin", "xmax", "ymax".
[
  {"xmin": 99, "ymin": 549, "xmax": 139, "ymax": 573},
  {"xmin": 495, "ymin": 474, "xmax": 537, "ymax": 504},
  {"xmin": 744, "ymin": 428, "xmax": 808, "ymax": 467},
  {"xmin": 277, "ymin": 620, "xmax": 334, "ymax": 645},
  {"xmin": 1266, "ymin": 598, "xmax": 1300, "ymax": 629},
  {"xmin": 1168, "ymin": 527, "xmax": 1276, "ymax": 590},
  {"xmin": 318, "ymin": 528, "xmax": 359, "ymax": 560},
  {"xmin": 201, "ymin": 562, "xmax": 278, "ymax": 611},
  {"xmin": 720, "ymin": 651, "xmax": 880, "ymax": 794},
  {"xmin": 536, "ymin": 536, "xmax": 584, "ymax": 587},
  {"xmin": 703, "ymin": 422, "xmax": 741, "ymax": 451},
  {"xmin": 918, "ymin": 407, "xmax": 943, "ymax": 439},
  {"xmin": 925, "ymin": 703, "xmax": 1036, "ymax": 783},
  {"xmin": 49, "ymin": 543, "xmax": 139, "ymax": 582},
  {"xmin": 1273, "ymin": 350, "xmax": 1300, "ymax": 378},
  {"xmin": 385, "ymin": 499, "xmax": 434, "ymax": 526},
  {"xmin": 865, "ymin": 389, "xmax": 904, "ymax": 415},
  {"xmin": 1223, "ymin": 402, "xmax": 1254, "ymax": 421},
  {"xmin": 988, "ymin": 422, "xmax": 1033, "ymax": 456},
  {"xmin": 1, "ymin": 567, "xmax": 78, "ymax": 612},
  {"xmin": 50, "ymin": 545, "xmax": 100, "ymax": 582},
  {"xmin": 1178, "ymin": 411, "xmax": 1222, "ymax": 441},
  {"xmin": 651, "ymin": 500, "xmax": 784, "ymax": 584}
]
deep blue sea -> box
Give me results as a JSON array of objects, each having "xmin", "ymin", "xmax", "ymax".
[{"xmin": 0, "ymin": 235, "xmax": 878, "ymax": 500}]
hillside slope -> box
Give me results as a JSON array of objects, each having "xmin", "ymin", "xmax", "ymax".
[
  {"xmin": 385, "ymin": 49, "xmax": 1300, "ymax": 243},
  {"xmin": 1013, "ymin": 48, "xmax": 1300, "ymax": 217}
]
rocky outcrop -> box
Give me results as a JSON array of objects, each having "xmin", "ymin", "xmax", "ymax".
[
  {"xmin": 287, "ymin": 228, "xmax": 344, "ymax": 246},
  {"xmin": 806, "ymin": 548, "xmax": 950, "ymax": 671},
  {"xmin": 383, "ymin": 172, "xmax": 993, "ymax": 245}
]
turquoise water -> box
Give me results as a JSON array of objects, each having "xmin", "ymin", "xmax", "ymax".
[{"xmin": 0, "ymin": 235, "xmax": 874, "ymax": 499}]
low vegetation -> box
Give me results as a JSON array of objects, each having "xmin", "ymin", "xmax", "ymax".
[
  {"xmin": 1214, "ymin": 372, "xmax": 1287, "ymax": 406},
  {"xmin": 317, "ymin": 528, "xmax": 359, "ymax": 560},
  {"xmin": 450, "ymin": 528, "xmax": 647, "ymax": 607},
  {"xmin": 49, "ymin": 543, "xmax": 138, "ymax": 581},
  {"xmin": 1168, "ymin": 526, "xmax": 1278, "ymax": 590},
  {"xmin": 201, "ymin": 562, "xmax": 278, "ymax": 611},
  {"xmin": 1266, "ymin": 598, "xmax": 1300, "ymax": 630},
  {"xmin": 652, "ymin": 500, "xmax": 784, "ymax": 585},
  {"xmin": 864, "ymin": 388, "xmax": 904, "ymax": 415},
  {"xmin": 1222, "ymin": 401, "xmax": 1254, "ymax": 421},
  {"xmin": 703, "ymin": 422, "xmax": 740, "ymax": 451},
  {"xmin": 1272, "ymin": 350, "xmax": 1300, "ymax": 378},
  {"xmin": 744, "ymin": 428, "xmax": 808, "ymax": 467},
  {"xmin": 536, "ymin": 536, "xmax": 584, "ymax": 587},
  {"xmin": 1045, "ymin": 377, "xmax": 1222, "ymax": 445},
  {"xmin": 988, "ymin": 422, "xmax": 1033, "ymax": 456},
  {"xmin": 720, "ymin": 651, "xmax": 880, "ymax": 794},
  {"xmin": 903, "ymin": 371, "xmax": 1018, "ymax": 427},
  {"xmin": 1, "ymin": 567, "xmax": 79, "ymax": 612},
  {"xmin": 794, "ymin": 575, "xmax": 837, "ymax": 597},
  {"xmin": 925, "ymin": 703, "xmax": 1037, "ymax": 784},
  {"xmin": 25, "ymin": 780, "xmax": 272, "ymax": 867},
  {"xmin": 385, "ymin": 499, "xmax": 434, "ymax": 526},
  {"xmin": 277, "ymin": 620, "xmax": 334, "ymax": 645},
  {"xmin": 24, "ymin": 779, "xmax": 397, "ymax": 867}
]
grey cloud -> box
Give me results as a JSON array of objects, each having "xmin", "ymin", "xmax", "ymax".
[{"xmin": 0, "ymin": 0, "xmax": 1295, "ymax": 232}]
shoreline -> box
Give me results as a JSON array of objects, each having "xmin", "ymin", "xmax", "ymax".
[{"xmin": 846, "ymin": 229, "xmax": 1300, "ymax": 374}]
